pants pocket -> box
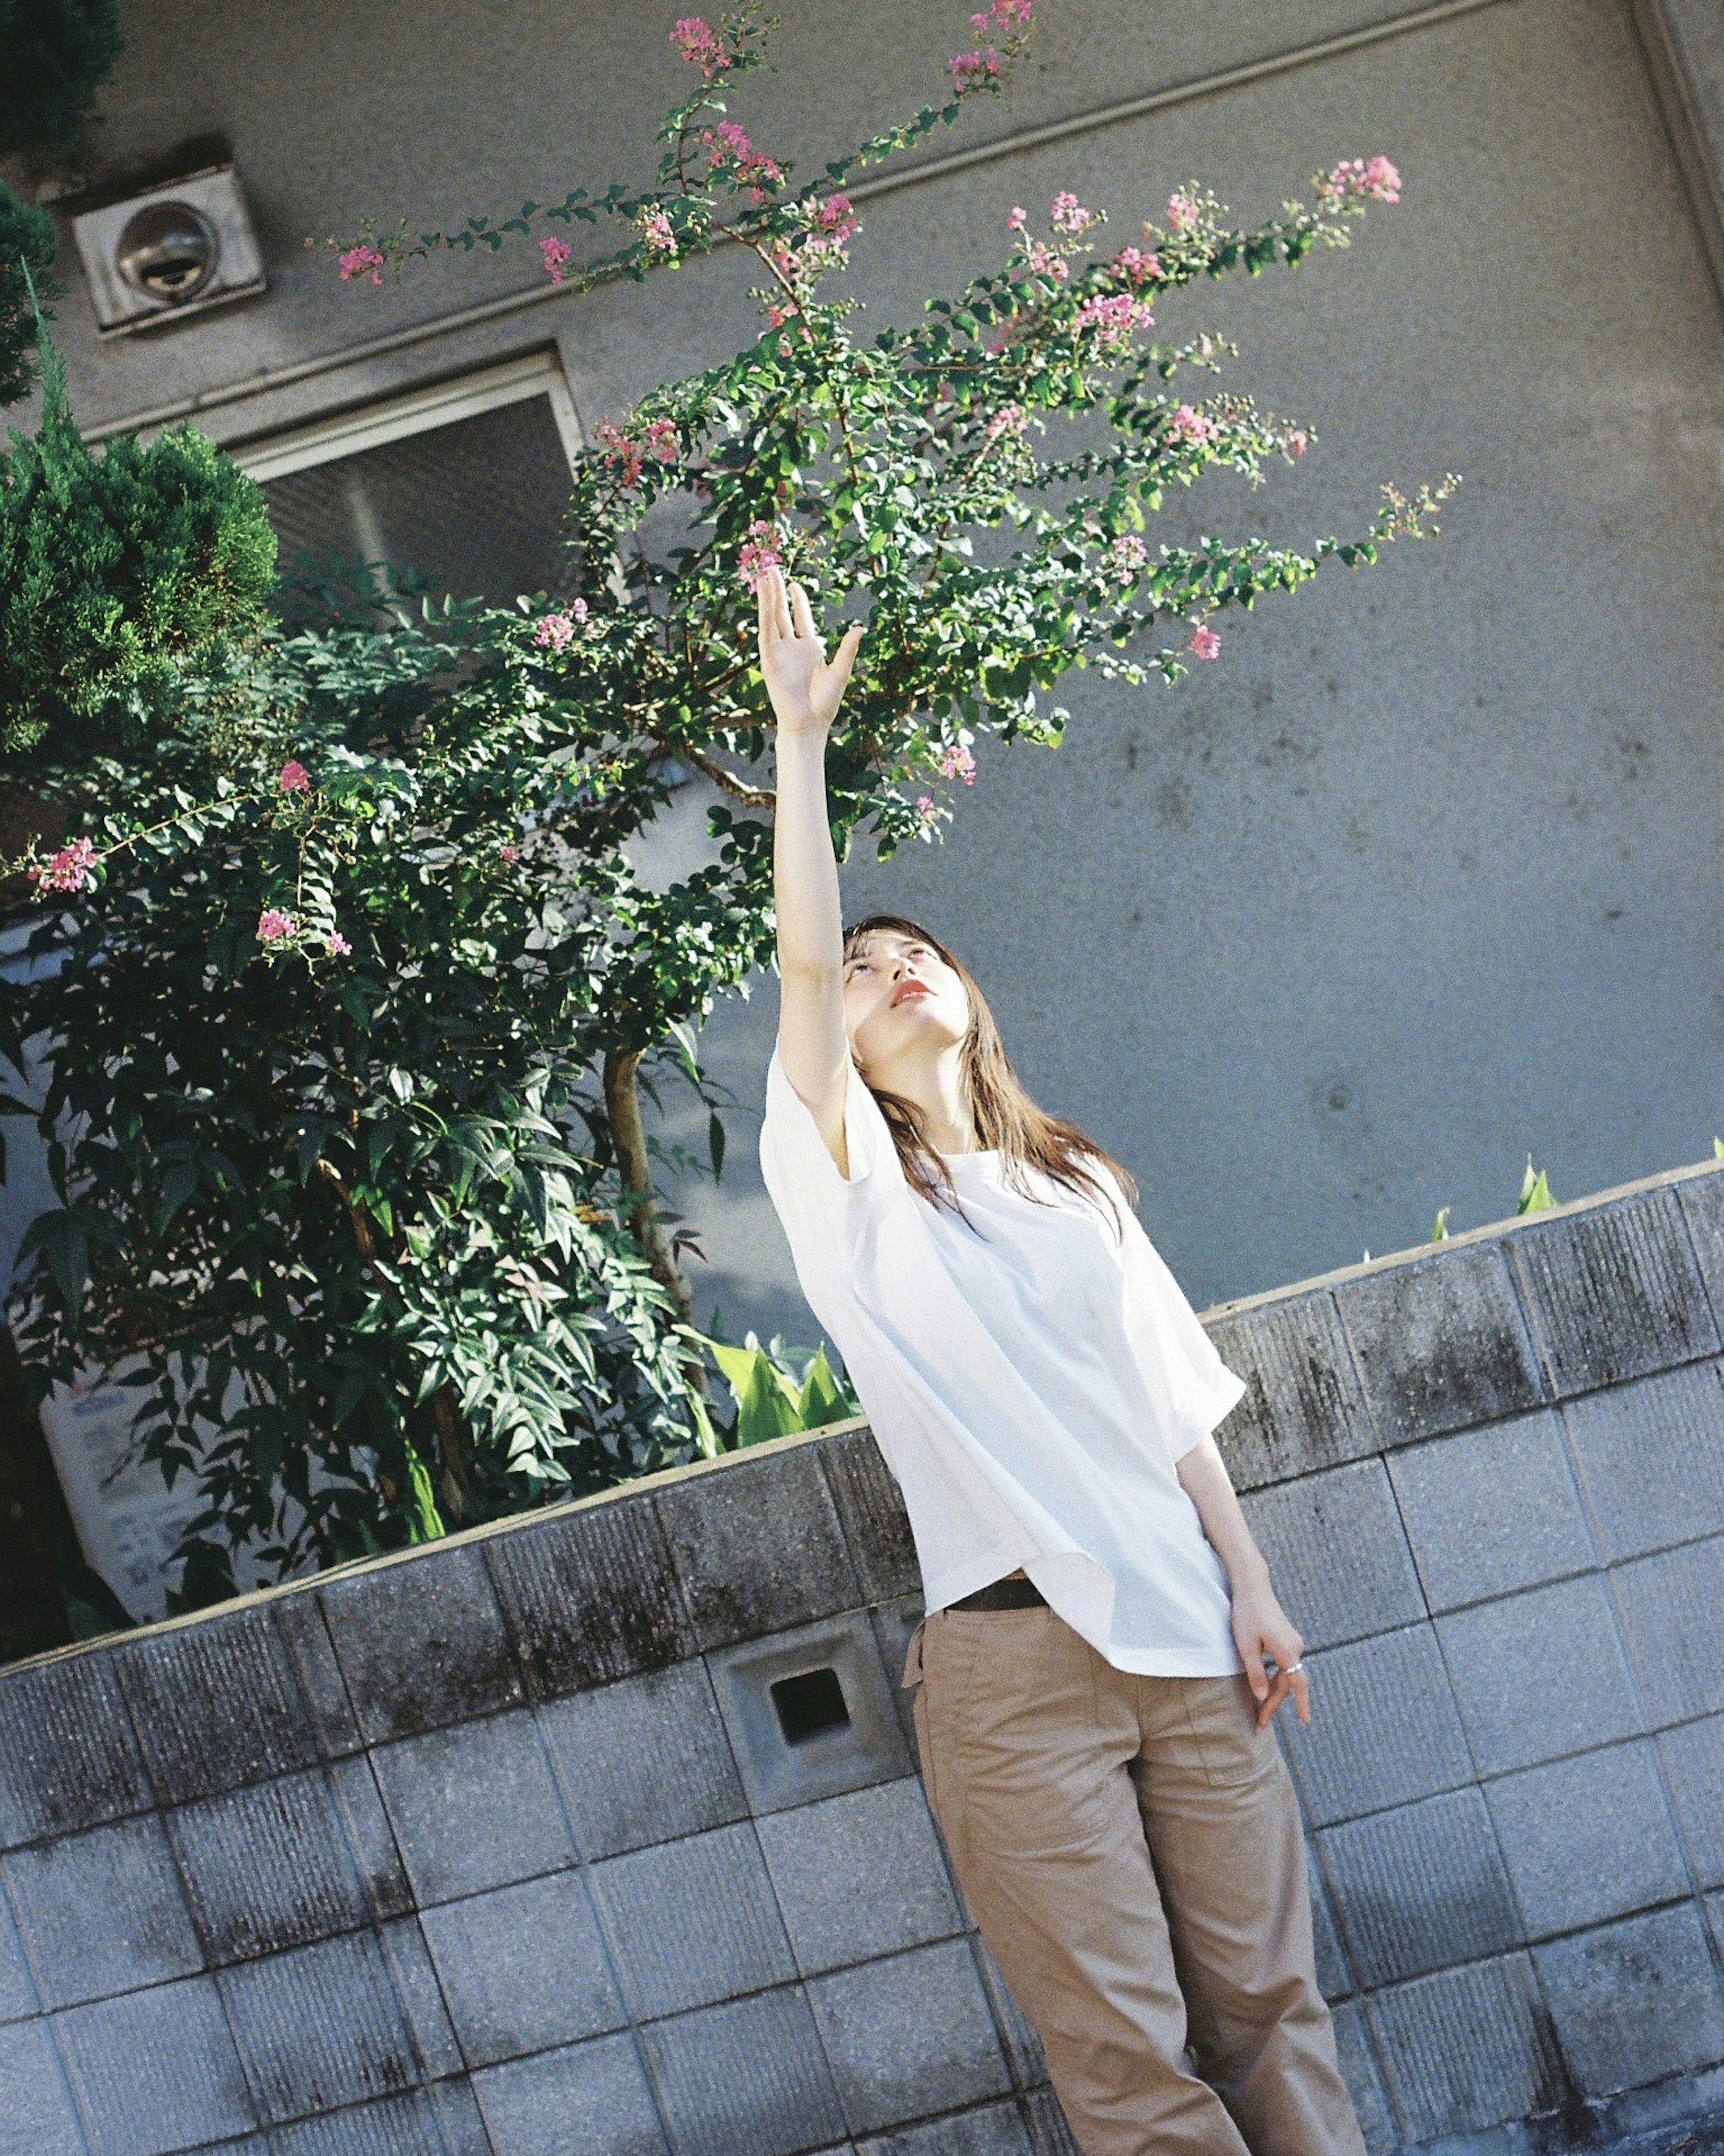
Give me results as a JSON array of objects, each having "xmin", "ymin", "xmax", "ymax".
[{"xmin": 1180, "ymin": 1674, "xmax": 1277, "ymax": 1788}]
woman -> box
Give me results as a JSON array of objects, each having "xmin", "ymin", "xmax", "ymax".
[{"xmin": 754, "ymin": 566, "xmax": 1365, "ymax": 2156}]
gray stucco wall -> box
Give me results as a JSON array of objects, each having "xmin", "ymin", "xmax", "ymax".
[
  {"xmin": 3, "ymin": 1160, "xmax": 1723, "ymax": 2156},
  {"xmin": 7, "ymin": 0, "xmax": 1724, "ymax": 1340}
]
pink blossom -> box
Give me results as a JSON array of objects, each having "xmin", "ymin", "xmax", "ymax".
[
  {"xmin": 499, "ymin": 844, "xmax": 519, "ymax": 864},
  {"xmin": 939, "ymin": 743, "xmax": 977, "ymax": 785},
  {"xmin": 738, "ymin": 520, "xmax": 783, "ymax": 594},
  {"xmin": 257, "ymin": 908, "xmax": 298, "ymax": 944},
  {"xmin": 1025, "ymin": 238, "xmax": 1069, "ymax": 283},
  {"xmin": 1288, "ymin": 428, "xmax": 1308, "ymax": 456},
  {"xmin": 1329, "ymin": 155, "xmax": 1401, "ymax": 203},
  {"xmin": 670, "ymin": 15, "xmax": 729, "ymax": 73},
  {"xmin": 1165, "ymin": 192, "xmax": 1199, "ymax": 234},
  {"xmin": 1074, "ymin": 291, "xmax": 1153, "ymax": 349},
  {"xmin": 642, "ymin": 209, "xmax": 677, "ymax": 256},
  {"xmin": 702, "ymin": 120, "xmax": 783, "ymax": 193},
  {"xmin": 642, "ymin": 417, "xmax": 679, "ymax": 464},
  {"xmin": 540, "ymin": 234, "xmax": 573, "ymax": 284},
  {"xmin": 972, "ymin": 0, "xmax": 1031, "ymax": 26},
  {"xmin": 984, "ymin": 401, "xmax": 1027, "ymax": 444},
  {"xmin": 1169, "ymin": 403, "xmax": 1219, "ymax": 444},
  {"xmin": 1187, "ymin": 625, "xmax": 1221, "ymax": 661},
  {"xmin": 337, "ymin": 243, "xmax": 385, "ymax": 286},
  {"xmin": 1006, "ymin": 205, "xmax": 1027, "ymax": 233},
  {"xmin": 28, "ymin": 836, "xmax": 96, "ymax": 895},
  {"xmin": 596, "ymin": 422, "xmax": 646, "ymax": 488},
  {"xmin": 1050, "ymin": 191, "xmax": 1096, "ymax": 235},
  {"xmin": 277, "ymin": 758, "xmax": 311, "ymax": 794},
  {"xmin": 325, "ymin": 930, "xmax": 352, "ymax": 957},
  {"xmin": 816, "ymin": 194, "xmax": 857, "ymax": 240},
  {"xmin": 950, "ymin": 48, "xmax": 1000, "ymax": 88},
  {"xmin": 765, "ymin": 301, "xmax": 799, "ymax": 329},
  {"xmin": 915, "ymin": 795, "xmax": 940, "ymax": 824},
  {"xmin": 1109, "ymin": 533, "xmax": 1147, "ymax": 578},
  {"xmin": 1110, "ymin": 244, "xmax": 1161, "ymax": 285},
  {"xmin": 534, "ymin": 612, "xmax": 576, "ymax": 654}
]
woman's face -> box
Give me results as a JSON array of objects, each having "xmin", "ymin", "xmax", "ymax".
[{"xmin": 843, "ymin": 929, "xmax": 970, "ymax": 1076}]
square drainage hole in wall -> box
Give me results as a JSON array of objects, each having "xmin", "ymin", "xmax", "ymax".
[{"xmin": 771, "ymin": 1667, "xmax": 851, "ymax": 1746}]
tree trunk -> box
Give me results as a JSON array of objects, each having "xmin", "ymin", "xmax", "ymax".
[{"xmin": 603, "ymin": 1045, "xmax": 695, "ymax": 1326}]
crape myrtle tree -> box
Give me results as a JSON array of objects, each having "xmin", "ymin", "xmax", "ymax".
[{"xmin": 2, "ymin": 0, "xmax": 1452, "ymax": 1605}]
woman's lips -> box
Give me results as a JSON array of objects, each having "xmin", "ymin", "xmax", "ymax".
[{"xmin": 892, "ymin": 980, "xmax": 930, "ymax": 1006}]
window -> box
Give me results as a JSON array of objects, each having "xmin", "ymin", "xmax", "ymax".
[{"xmin": 231, "ymin": 352, "xmax": 582, "ymax": 614}]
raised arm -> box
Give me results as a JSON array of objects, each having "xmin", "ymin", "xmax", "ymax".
[{"xmin": 758, "ymin": 565, "xmax": 863, "ymax": 1173}]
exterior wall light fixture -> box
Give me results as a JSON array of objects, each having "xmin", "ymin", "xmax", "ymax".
[{"xmin": 73, "ymin": 164, "xmax": 266, "ymax": 335}]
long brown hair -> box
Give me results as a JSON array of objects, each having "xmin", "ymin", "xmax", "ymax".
[{"xmin": 842, "ymin": 914, "xmax": 1137, "ymax": 1225}]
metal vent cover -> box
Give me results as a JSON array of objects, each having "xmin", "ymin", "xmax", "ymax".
[{"xmin": 73, "ymin": 165, "xmax": 265, "ymax": 335}]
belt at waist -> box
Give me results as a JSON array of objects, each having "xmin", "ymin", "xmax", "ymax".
[{"xmin": 948, "ymin": 1574, "xmax": 1047, "ymax": 1612}]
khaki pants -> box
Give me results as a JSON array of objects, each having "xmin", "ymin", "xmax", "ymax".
[{"xmin": 907, "ymin": 1605, "xmax": 1367, "ymax": 2156}]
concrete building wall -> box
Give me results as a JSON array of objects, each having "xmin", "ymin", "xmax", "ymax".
[
  {"xmin": 1, "ymin": 1161, "xmax": 1723, "ymax": 2156},
  {"xmin": 4, "ymin": 0, "xmax": 1723, "ymax": 1353}
]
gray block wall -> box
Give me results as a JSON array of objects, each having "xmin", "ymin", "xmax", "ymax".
[{"xmin": 3, "ymin": 1162, "xmax": 1724, "ymax": 2156}]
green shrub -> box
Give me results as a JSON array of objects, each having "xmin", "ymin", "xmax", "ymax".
[
  {"xmin": 0, "ymin": 186, "xmax": 59, "ymax": 406},
  {"xmin": 0, "ymin": 0, "xmax": 124, "ymax": 156}
]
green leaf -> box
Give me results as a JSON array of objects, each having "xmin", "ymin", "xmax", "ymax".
[
  {"xmin": 1517, "ymin": 1157, "xmax": 1555, "ymax": 1215},
  {"xmin": 708, "ymin": 1109, "xmax": 726, "ymax": 1182},
  {"xmin": 796, "ymin": 1345, "xmax": 851, "ymax": 1429}
]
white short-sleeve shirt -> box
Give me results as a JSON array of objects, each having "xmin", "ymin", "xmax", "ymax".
[{"xmin": 759, "ymin": 1049, "xmax": 1248, "ymax": 1675}]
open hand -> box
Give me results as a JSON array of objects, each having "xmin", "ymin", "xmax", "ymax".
[
  {"xmin": 756, "ymin": 564, "xmax": 862, "ymax": 738},
  {"xmin": 1231, "ymin": 1582, "xmax": 1311, "ymax": 1729}
]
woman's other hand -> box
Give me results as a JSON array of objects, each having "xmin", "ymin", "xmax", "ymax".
[
  {"xmin": 1231, "ymin": 1581, "xmax": 1311, "ymax": 1729},
  {"xmin": 757, "ymin": 564, "xmax": 862, "ymax": 738}
]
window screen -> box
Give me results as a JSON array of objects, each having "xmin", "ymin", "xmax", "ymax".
[{"xmin": 259, "ymin": 393, "xmax": 575, "ymax": 617}]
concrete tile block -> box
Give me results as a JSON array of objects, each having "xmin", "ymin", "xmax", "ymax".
[
  {"xmin": 639, "ymin": 1985, "xmax": 848, "ymax": 2156},
  {"xmin": 0, "ymin": 1891, "xmax": 37, "ymax": 2026},
  {"xmin": 474, "ymin": 2029, "xmax": 667, "ymax": 2156},
  {"xmin": 318, "ymin": 1546, "xmax": 522, "ymax": 1744},
  {"xmin": 425, "ymin": 2077, "xmax": 493, "ymax": 2156},
  {"xmin": 1656, "ymin": 1716, "xmax": 1724, "ymax": 1887},
  {"xmin": 859, "ymin": 2098, "xmax": 1032, "ymax": 2155},
  {"xmin": 1338, "ymin": 1239, "xmax": 1546, "ymax": 1444},
  {"xmin": 0, "ymin": 1653, "xmax": 151, "ymax": 1847},
  {"xmin": 811, "ymin": 1939, "xmax": 1011, "ymax": 2137},
  {"xmin": 1202, "ymin": 1288, "xmax": 1376, "ymax": 1492},
  {"xmin": 270, "ymin": 1594, "xmax": 362, "ymax": 1761},
  {"xmin": 1563, "ymin": 1360, "xmax": 1724, "ymax": 1561},
  {"xmin": 870, "ymin": 1595, "xmax": 927, "ymax": 1758},
  {"xmin": 1306, "ymin": 1847, "xmax": 1351, "ymax": 2002},
  {"xmin": 1486, "ymin": 1742, "xmax": 1689, "ymax": 1938},
  {"xmin": 1709, "ymin": 1891, "xmax": 1724, "ymax": 1966},
  {"xmin": 325, "ymin": 1757, "xmax": 416, "ymax": 1926},
  {"xmin": 756, "ymin": 1777, "xmax": 963, "ymax": 1976},
  {"xmin": 655, "ymin": 1444, "xmax": 861, "ymax": 1651},
  {"xmin": 1508, "ymin": 1189, "xmax": 1719, "ymax": 1398},
  {"xmin": 1277, "ymin": 1625, "xmax": 1473, "ymax": 1827},
  {"xmin": 421, "ymin": 1869, "xmax": 625, "ymax": 2068},
  {"xmin": 537, "ymin": 1660, "xmax": 745, "ymax": 1860},
  {"xmin": 0, "ymin": 2017, "xmax": 89, "ymax": 2156},
  {"xmin": 1362, "ymin": 1953, "xmax": 1558, "ymax": 2143},
  {"xmin": 1328, "ymin": 2001, "xmax": 1396, "ymax": 2156},
  {"xmin": 115, "ymin": 1607, "xmax": 325, "ymax": 1806},
  {"xmin": 1437, "ymin": 1574, "xmax": 1642, "ymax": 1773},
  {"xmin": 1316, "ymin": 1787, "xmax": 1520, "ymax": 1987},
  {"xmin": 216, "ymin": 1927, "xmax": 430, "ymax": 2126},
  {"xmin": 1535, "ymin": 1905, "xmax": 1724, "ymax": 2097},
  {"xmin": 165, "ymin": 1767, "xmax": 393, "ymax": 1966},
  {"xmin": 485, "ymin": 1494, "xmax": 695, "ymax": 1700},
  {"xmin": 370, "ymin": 1708, "xmax": 573, "ymax": 1905},
  {"xmin": 4, "ymin": 1811, "xmax": 202, "ymax": 2008},
  {"xmin": 268, "ymin": 2089, "xmax": 474, "ymax": 2156},
  {"xmin": 55, "ymin": 1974, "xmax": 257, "ymax": 2156},
  {"xmin": 708, "ymin": 1612, "xmax": 912, "ymax": 1816},
  {"xmin": 1609, "ymin": 1536, "xmax": 1724, "ymax": 1726},
  {"xmin": 1385, "ymin": 1411, "xmax": 1594, "ymax": 1612},
  {"xmin": 1676, "ymin": 1169, "xmax": 1724, "ymax": 1321},
  {"xmin": 820, "ymin": 1429, "xmax": 919, "ymax": 1605},
  {"xmin": 589, "ymin": 1820, "xmax": 794, "ymax": 2019},
  {"xmin": 375, "ymin": 1917, "xmax": 462, "ymax": 2082},
  {"xmin": 1020, "ymin": 2087, "xmax": 1081, "ymax": 2156},
  {"xmin": 1239, "ymin": 1460, "xmax": 1425, "ymax": 1650},
  {"xmin": 968, "ymin": 1934, "xmax": 1045, "ymax": 2092}
]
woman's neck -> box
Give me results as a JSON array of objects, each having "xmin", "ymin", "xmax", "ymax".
[{"xmin": 871, "ymin": 1042, "xmax": 978, "ymax": 1155}]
